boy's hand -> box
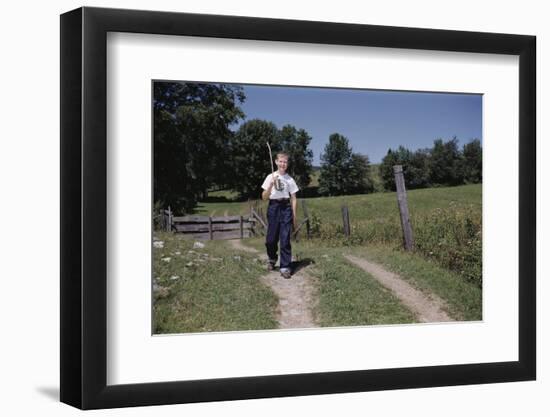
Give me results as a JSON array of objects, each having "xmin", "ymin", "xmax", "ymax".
[{"xmin": 270, "ymin": 173, "xmax": 278, "ymax": 189}]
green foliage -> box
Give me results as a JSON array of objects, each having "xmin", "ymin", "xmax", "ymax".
[
  {"xmin": 230, "ymin": 119, "xmax": 280, "ymax": 199},
  {"xmin": 413, "ymin": 206, "xmax": 482, "ymax": 287},
  {"xmin": 380, "ymin": 146, "xmax": 410, "ymax": 191},
  {"xmin": 153, "ymin": 82, "xmax": 245, "ymax": 214},
  {"xmin": 230, "ymin": 120, "xmax": 315, "ymax": 199},
  {"xmin": 307, "ymin": 209, "xmax": 322, "ymax": 236},
  {"xmin": 380, "ymin": 138, "xmax": 481, "ymax": 191},
  {"xmin": 461, "ymin": 139, "xmax": 482, "ymax": 183},
  {"xmin": 318, "ymin": 133, "xmax": 373, "ymax": 196},
  {"xmin": 429, "ymin": 137, "xmax": 464, "ymax": 186},
  {"xmin": 408, "ymin": 149, "xmax": 432, "ymax": 189},
  {"xmin": 278, "ymin": 125, "xmax": 314, "ymax": 189}
]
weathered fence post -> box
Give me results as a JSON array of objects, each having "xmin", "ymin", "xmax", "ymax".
[
  {"xmin": 239, "ymin": 215, "xmax": 244, "ymax": 239},
  {"xmin": 253, "ymin": 208, "xmax": 267, "ymax": 235},
  {"xmin": 208, "ymin": 216, "xmax": 213, "ymax": 240},
  {"xmin": 302, "ymin": 200, "xmax": 311, "ymax": 239},
  {"xmin": 165, "ymin": 206, "xmax": 173, "ymax": 232},
  {"xmin": 260, "ymin": 207, "xmax": 266, "ymax": 226},
  {"xmin": 341, "ymin": 204, "xmax": 350, "ymax": 237},
  {"xmin": 393, "ymin": 165, "xmax": 414, "ymax": 251}
]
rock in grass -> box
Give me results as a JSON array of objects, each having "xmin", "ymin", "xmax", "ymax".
[
  {"xmin": 153, "ymin": 241, "xmax": 164, "ymax": 249},
  {"xmin": 153, "ymin": 284, "xmax": 170, "ymax": 298},
  {"xmin": 193, "ymin": 241, "xmax": 205, "ymax": 249},
  {"xmin": 170, "ymin": 275, "xmax": 180, "ymax": 280},
  {"xmin": 161, "ymin": 257, "xmax": 171, "ymax": 262}
]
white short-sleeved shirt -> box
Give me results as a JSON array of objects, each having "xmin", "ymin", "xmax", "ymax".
[{"xmin": 261, "ymin": 173, "xmax": 299, "ymax": 199}]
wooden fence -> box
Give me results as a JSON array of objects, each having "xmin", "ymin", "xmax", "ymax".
[
  {"xmin": 334, "ymin": 165, "xmax": 414, "ymax": 250},
  {"xmin": 160, "ymin": 199, "xmax": 313, "ymax": 241},
  {"xmin": 161, "ymin": 208, "xmax": 258, "ymax": 240}
]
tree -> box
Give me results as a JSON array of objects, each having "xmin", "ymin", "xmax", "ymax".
[
  {"xmin": 230, "ymin": 119, "xmax": 280, "ymax": 198},
  {"xmin": 318, "ymin": 133, "xmax": 371, "ymax": 196},
  {"xmin": 153, "ymin": 82, "xmax": 245, "ymax": 214},
  {"xmin": 380, "ymin": 149, "xmax": 398, "ymax": 191},
  {"xmin": 461, "ymin": 139, "xmax": 482, "ymax": 183},
  {"xmin": 380, "ymin": 146, "xmax": 413, "ymax": 191},
  {"xmin": 408, "ymin": 148, "xmax": 431, "ymax": 189},
  {"xmin": 278, "ymin": 125, "xmax": 314, "ymax": 189},
  {"xmin": 429, "ymin": 137, "xmax": 464, "ymax": 186},
  {"xmin": 349, "ymin": 153, "xmax": 374, "ymax": 194}
]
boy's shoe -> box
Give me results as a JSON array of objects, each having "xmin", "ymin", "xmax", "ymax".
[
  {"xmin": 267, "ymin": 260, "xmax": 276, "ymax": 271},
  {"xmin": 280, "ymin": 268, "xmax": 292, "ymax": 279}
]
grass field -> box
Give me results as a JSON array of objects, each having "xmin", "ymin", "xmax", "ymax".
[
  {"xmin": 152, "ymin": 234, "xmax": 482, "ymax": 334},
  {"xmin": 197, "ymin": 184, "xmax": 482, "ymax": 286},
  {"xmin": 240, "ymin": 237, "xmax": 481, "ymax": 323},
  {"xmin": 154, "ymin": 183, "xmax": 481, "ymax": 333},
  {"xmin": 201, "ymin": 184, "xmax": 480, "ymax": 218},
  {"xmin": 153, "ymin": 232, "xmax": 278, "ymax": 334}
]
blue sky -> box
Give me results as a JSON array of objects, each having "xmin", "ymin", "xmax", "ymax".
[{"xmin": 235, "ymin": 84, "xmax": 482, "ymax": 165}]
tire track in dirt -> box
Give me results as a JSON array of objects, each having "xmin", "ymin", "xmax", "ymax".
[
  {"xmin": 228, "ymin": 239, "xmax": 318, "ymax": 329},
  {"xmin": 344, "ymin": 254, "xmax": 453, "ymax": 323}
]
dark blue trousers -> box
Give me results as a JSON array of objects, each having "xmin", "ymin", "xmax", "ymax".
[{"xmin": 265, "ymin": 199, "xmax": 292, "ymax": 269}]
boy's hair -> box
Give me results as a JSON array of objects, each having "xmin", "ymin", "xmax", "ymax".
[{"xmin": 276, "ymin": 152, "xmax": 290, "ymax": 160}]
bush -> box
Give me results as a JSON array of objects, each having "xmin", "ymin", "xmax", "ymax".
[{"xmin": 412, "ymin": 206, "xmax": 482, "ymax": 287}]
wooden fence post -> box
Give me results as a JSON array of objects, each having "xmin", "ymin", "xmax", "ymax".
[
  {"xmin": 251, "ymin": 208, "xmax": 268, "ymax": 233},
  {"xmin": 302, "ymin": 200, "xmax": 311, "ymax": 239},
  {"xmin": 208, "ymin": 216, "xmax": 213, "ymax": 240},
  {"xmin": 341, "ymin": 204, "xmax": 350, "ymax": 237},
  {"xmin": 166, "ymin": 206, "xmax": 173, "ymax": 232},
  {"xmin": 239, "ymin": 215, "xmax": 244, "ymax": 239},
  {"xmin": 393, "ymin": 165, "xmax": 414, "ymax": 251}
]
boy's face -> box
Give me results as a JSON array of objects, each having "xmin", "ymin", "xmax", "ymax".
[{"xmin": 276, "ymin": 156, "xmax": 288, "ymax": 173}]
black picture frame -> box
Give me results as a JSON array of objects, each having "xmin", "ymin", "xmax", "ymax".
[{"xmin": 60, "ymin": 6, "xmax": 536, "ymax": 410}]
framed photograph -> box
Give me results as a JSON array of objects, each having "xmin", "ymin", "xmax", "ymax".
[{"xmin": 60, "ymin": 6, "xmax": 536, "ymax": 410}]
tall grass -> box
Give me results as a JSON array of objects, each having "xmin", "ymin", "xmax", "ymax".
[{"xmin": 304, "ymin": 186, "xmax": 482, "ymax": 287}]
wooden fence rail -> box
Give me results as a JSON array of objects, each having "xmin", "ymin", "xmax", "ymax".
[
  {"xmin": 161, "ymin": 198, "xmax": 316, "ymax": 241},
  {"xmin": 161, "ymin": 211, "xmax": 259, "ymax": 240}
]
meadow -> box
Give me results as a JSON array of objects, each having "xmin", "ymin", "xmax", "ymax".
[
  {"xmin": 152, "ymin": 232, "xmax": 482, "ymax": 333},
  {"xmin": 201, "ymin": 184, "xmax": 482, "ymax": 287}
]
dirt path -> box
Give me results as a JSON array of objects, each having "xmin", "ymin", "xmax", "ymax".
[
  {"xmin": 228, "ymin": 239, "xmax": 318, "ymax": 329},
  {"xmin": 344, "ymin": 254, "xmax": 452, "ymax": 323}
]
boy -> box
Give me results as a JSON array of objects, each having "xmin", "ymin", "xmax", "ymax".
[{"xmin": 261, "ymin": 152, "xmax": 299, "ymax": 279}]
